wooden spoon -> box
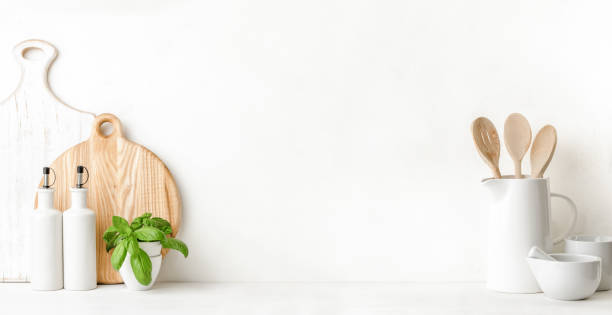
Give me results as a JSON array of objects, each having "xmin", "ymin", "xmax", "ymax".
[
  {"xmin": 504, "ymin": 113, "xmax": 531, "ymax": 178},
  {"xmin": 471, "ymin": 117, "xmax": 502, "ymax": 179},
  {"xmin": 530, "ymin": 125, "xmax": 557, "ymax": 178}
]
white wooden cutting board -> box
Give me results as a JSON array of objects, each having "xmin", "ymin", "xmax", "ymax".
[{"xmin": 0, "ymin": 40, "xmax": 95, "ymax": 282}]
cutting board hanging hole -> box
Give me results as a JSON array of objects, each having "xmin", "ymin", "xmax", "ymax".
[
  {"xmin": 13, "ymin": 39, "xmax": 57, "ymax": 66},
  {"xmin": 94, "ymin": 114, "xmax": 122, "ymax": 139},
  {"xmin": 100, "ymin": 122, "xmax": 114, "ymax": 137},
  {"xmin": 22, "ymin": 47, "xmax": 44, "ymax": 61}
]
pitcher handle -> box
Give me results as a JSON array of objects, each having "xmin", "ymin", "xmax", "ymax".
[{"xmin": 551, "ymin": 193, "xmax": 578, "ymax": 245}]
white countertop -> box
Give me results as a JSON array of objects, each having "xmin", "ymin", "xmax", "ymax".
[{"xmin": 1, "ymin": 282, "xmax": 611, "ymax": 315}]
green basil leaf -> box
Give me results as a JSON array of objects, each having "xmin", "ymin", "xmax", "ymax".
[
  {"xmin": 130, "ymin": 221, "xmax": 143, "ymax": 230},
  {"xmin": 109, "ymin": 234, "xmax": 127, "ymax": 252},
  {"xmin": 149, "ymin": 217, "xmax": 172, "ymax": 235},
  {"xmin": 134, "ymin": 226, "xmax": 166, "ymax": 241},
  {"xmin": 103, "ymin": 229, "xmax": 118, "ymax": 242},
  {"xmin": 161, "ymin": 237, "xmax": 189, "ymax": 258},
  {"xmin": 131, "ymin": 213, "xmax": 152, "ymax": 229},
  {"xmin": 127, "ymin": 235, "xmax": 140, "ymax": 255},
  {"xmin": 130, "ymin": 249, "xmax": 152, "ymax": 285},
  {"xmin": 112, "ymin": 216, "xmax": 131, "ymax": 234},
  {"xmin": 103, "ymin": 225, "xmax": 119, "ymax": 249},
  {"xmin": 111, "ymin": 240, "xmax": 128, "ymax": 270},
  {"xmin": 104, "ymin": 232, "xmax": 119, "ymax": 252}
]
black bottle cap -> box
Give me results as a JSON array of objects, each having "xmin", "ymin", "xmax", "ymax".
[
  {"xmin": 76, "ymin": 165, "xmax": 89, "ymax": 188},
  {"xmin": 42, "ymin": 167, "xmax": 55, "ymax": 188}
]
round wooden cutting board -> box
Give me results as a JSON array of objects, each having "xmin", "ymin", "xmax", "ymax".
[{"xmin": 36, "ymin": 113, "xmax": 181, "ymax": 284}]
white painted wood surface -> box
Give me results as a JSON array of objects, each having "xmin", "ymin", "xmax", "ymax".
[
  {"xmin": 0, "ymin": 39, "xmax": 94, "ymax": 281},
  {"xmin": 1, "ymin": 282, "xmax": 612, "ymax": 315}
]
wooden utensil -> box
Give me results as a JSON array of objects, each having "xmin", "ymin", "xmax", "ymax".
[
  {"xmin": 504, "ymin": 113, "xmax": 532, "ymax": 178},
  {"xmin": 471, "ymin": 117, "xmax": 502, "ymax": 179},
  {"xmin": 36, "ymin": 113, "xmax": 181, "ymax": 284},
  {"xmin": 0, "ymin": 40, "xmax": 94, "ymax": 282},
  {"xmin": 530, "ymin": 125, "xmax": 557, "ymax": 178}
]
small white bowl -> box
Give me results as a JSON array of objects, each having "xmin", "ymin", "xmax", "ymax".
[{"xmin": 527, "ymin": 253, "xmax": 601, "ymax": 300}]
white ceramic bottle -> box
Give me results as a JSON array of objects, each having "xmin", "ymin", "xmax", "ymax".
[
  {"xmin": 31, "ymin": 167, "xmax": 63, "ymax": 291},
  {"xmin": 63, "ymin": 166, "xmax": 97, "ymax": 290}
]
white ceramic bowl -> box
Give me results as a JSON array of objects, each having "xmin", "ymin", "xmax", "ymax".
[
  {"xmin": 565, "ymin": 235, "xmax": 612, "ymax": 291},
  {"xmin": 526, "ymin": 253, "xmax": 601, "ymax": 300}
]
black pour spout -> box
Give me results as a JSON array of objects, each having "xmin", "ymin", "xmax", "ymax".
[
  {"xmin": 76, "ymin": 165, "xmax": 89, "ymax": 188},
  {"xmin": 42, "ymin": 167, "xmax": 54, "ymax": 189}
]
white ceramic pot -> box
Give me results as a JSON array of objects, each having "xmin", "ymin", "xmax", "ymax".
[
  {"xmin": 565, "ymin": 235, "xmax": 612, "ymax": 291},
  {"xmin": 527, "ymin": 253, "xmax": 601, "ymax": 301},
  {"xmin": 119, "ymin": 241, "xmax": 162, "ymax": 291},
  {"xmin": 483, "ymin": 176, "xmax": 578, "ymax": 293}
]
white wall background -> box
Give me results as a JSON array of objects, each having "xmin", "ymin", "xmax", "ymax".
[{"xmin": 1, "ymin": 0, "xmax": 612, "ymax": 282}]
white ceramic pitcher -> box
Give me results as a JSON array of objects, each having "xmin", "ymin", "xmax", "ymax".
[{"xmin": 483, "ymin": 176, "xmax": 577, "ymax": 293}]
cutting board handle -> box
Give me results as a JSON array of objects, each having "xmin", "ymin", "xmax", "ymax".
[
  {"xmin": 92, "ymin": 113, "xmax": 124, "ymax": 139},
  {"xmin": 13, "ymin": 39, "xmax": 58, "ymax": 67},
  {"xmin": 9, "ymin": 39, "xmax": 95, "ymax": 117}
]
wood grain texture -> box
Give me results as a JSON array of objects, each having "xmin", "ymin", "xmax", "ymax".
[
  {"xmin": 530, "ymin": 125, "xmax": 557, "ymax": 178},
  {"xmin": 503, "ymin": 113, "xmax": 532, "ymax": 178},
  {"xmin": 37, "ymin": 113, "xmax": 182, "ymax": 284},
  {"xmin": 0, "ymin": 40, "xmax": 95, "ymax": 282},
  {"xmin": 471, "ymin": 117, "xmax": 502, "ymax": 179}
]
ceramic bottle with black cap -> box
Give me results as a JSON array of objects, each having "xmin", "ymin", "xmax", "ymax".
[
  {"xmin": 31, "ymin": 167, "xmax": 63, "ymax": 290},
  {"xmin": 63, "ymin": 166, "xmax": 97, "ymax": 290}
]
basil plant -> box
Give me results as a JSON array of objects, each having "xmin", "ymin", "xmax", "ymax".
[{"xmin": 103, "ymin": 213, "xmax": 188, "ymax": 285}]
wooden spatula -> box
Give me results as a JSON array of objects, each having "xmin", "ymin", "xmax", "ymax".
[
  {"xmin": 530, "ymin": 125, "xmax": 557, "ymax": 178},
  {"xmin": 471, "ymin": 117, "xmax": 502, "ymax": 179},
  {"xmin": 504, "ymin": 113, "xmax": 531, "ymax": 178}
]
